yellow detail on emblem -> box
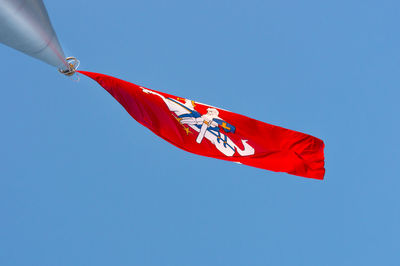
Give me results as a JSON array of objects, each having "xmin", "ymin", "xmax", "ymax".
[
  {"xmin": 176, "ymin": 97, "xmax": 196, "ymax": 108},
  {"xmin": 221, "ymin": 122, "xmax": 231, "ymax": 131},
  {"xmin": 174, "ymin": 116, "xmax": 191, "ymax": 135},
  {"xmin": 183, "ymin": 126, "xmax": 191, "ymax": 135}
]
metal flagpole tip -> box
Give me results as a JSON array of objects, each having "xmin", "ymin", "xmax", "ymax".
[{"xmin": 58, "ymin": 57, "xmax": 80, "ymax": 76}]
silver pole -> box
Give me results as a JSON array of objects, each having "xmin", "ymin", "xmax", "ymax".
[{"xmin": 0, "ymin": 0, "xmax": 68, "ymax": 69}]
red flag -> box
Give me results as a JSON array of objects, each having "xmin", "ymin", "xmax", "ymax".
[{"xmin": 78, "ymin": 71, "xmax": 325, "ymax": 179}]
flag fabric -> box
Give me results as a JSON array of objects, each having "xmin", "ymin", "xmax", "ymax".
[{"xmin": 78, "ymin": 71, "xmax": 325, "ymax": 179}]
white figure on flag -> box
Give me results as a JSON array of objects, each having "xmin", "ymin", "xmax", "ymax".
[{"xmin": 142, "ymin": 88, "xmax": 255, "ymax": 157}]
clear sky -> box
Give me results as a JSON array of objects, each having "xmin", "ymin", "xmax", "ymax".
[{"xmin": 1, "ymin": 0, "xmax": 399, "ymax": 265}]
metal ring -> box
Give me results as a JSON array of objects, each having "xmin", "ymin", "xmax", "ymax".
[{"xmin": 59, "ymin": 57, "xmax": 80, "ymax": 76}]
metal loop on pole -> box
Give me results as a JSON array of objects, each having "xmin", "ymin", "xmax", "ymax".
[{"xmin": 59, "ymin": 57, "xmax": 80, "ymax": 76}]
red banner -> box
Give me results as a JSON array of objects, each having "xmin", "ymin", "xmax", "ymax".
[{"xmin": 79, "ymin": 71, "xmax": 325, "ymax": 179}]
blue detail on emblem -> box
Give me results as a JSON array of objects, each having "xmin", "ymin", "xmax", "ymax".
[{"xmin": 213, "ymin": 119, "xmax": 236, "ymax": 133}]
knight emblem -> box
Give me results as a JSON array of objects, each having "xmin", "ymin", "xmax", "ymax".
[{"xmin": 142, "ymin": 88, "xmax": 255, "ymax": 157}]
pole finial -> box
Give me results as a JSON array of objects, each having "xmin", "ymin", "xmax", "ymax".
[{"xmin": 59, "ymin": 57, "xmax": 80, "ymax": 76}]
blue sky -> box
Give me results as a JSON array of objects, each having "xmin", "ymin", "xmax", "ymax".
[{"xmin": 1, "ymin": 0, "xmax": 399, "ymax": 265}]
